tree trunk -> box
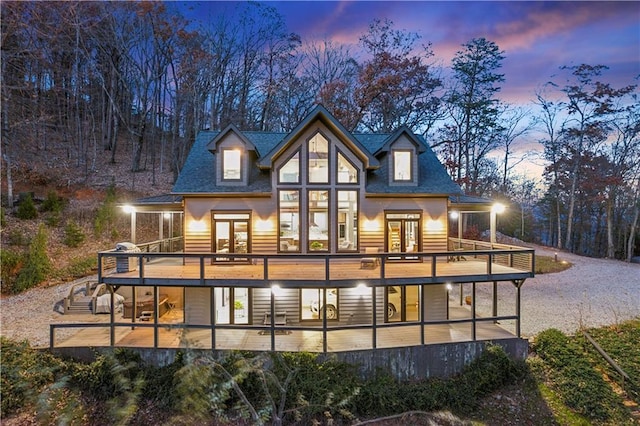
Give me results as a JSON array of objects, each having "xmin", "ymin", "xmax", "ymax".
[
  {"xmin": 627, "ymin": 197, "xmax": 639, "ymax": 262},
  {"xmin": 606, "ymin": 197, "xmax": 615, "ymax": 258}
]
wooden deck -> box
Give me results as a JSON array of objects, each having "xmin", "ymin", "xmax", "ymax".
[
  {"xmin": 53, "ymin": 306, "xmax": 516, "ymax": 352},
  {"xmin": 102, "ymin": 253, "xmax": 532, "ymax": 287}
]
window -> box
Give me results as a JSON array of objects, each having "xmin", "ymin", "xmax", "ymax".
[
  {"xmin": 308, "ymin": 190, "xmax": 329, "ymax": 251},
  {"xmin": 337, "ymin": 152, "xmax": 358, "ymax": 183},
  {"xmin": 337, "ymin": 191, "xmax": 357, "ymax": 251},
  {"xmin": 222, "ymin": 149, "xmax": 242, "ymax": 180},
  {"xmin": 301, "ymin": 288, "xmax": 338, "ymax": 320},
  {"xmin": 279, "ymin": 151, "xmax": 300, "ymax": 183},
  {"xmin": 308, "ymin": 133, "xmax": 329, "ymax": 183},
  {"xmin": 393, "ymin": 150, "xmax": 412, "ymax": 181},
  {"xmin": 279, "ymin": 190, "xmax": 300, "ymax": 252}
]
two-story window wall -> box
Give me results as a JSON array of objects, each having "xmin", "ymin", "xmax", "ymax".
[{"xmin": 278, "ymin": 132, "xmax": 360, "ymax": 253}]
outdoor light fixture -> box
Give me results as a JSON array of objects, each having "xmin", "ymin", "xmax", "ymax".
[
  {"xmin": 356, "ymin": 283, "xmax": 368, "ymax": 295},
  {"xmin": 255, "ymin": 218, "xmax": 273, "ymax": 232},
  {"xmin": 271, "ymin": 285, "xmax": 282, "ymax": 296},
  {"xmin": 446, "ymin": 283, "xmax": 453, "ymax": 291},
  {"xmin": 163, "ymin": 213, "xmax": 171, "ymax": 219},
  {"xmin": 188, "ymin": 220, "xmax": 206, "ymax": 232},
  {"xmin": 449, "ymin": 211, "xmax": 459, "ymax": 219},
  {"xmin": 122, "ymin": 205, "xmax": 135, "ymax": 214},
  {"xmin": 492, "ymin": 203, "xmax": 506, "ymax": 214}
]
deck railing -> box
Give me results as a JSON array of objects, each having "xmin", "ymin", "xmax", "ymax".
[{"xmin": 98, "ymin": 244, "xmax": 534, "ymax": 287}]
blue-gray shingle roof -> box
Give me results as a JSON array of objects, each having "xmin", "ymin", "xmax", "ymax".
[{"xmin": 173, "ymin": 116, "xmax": 462, "ymax": 196}]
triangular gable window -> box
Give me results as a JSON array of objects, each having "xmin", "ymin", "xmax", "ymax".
[
  {"xmin": 278, "ymin": 150, "xmax": 300, "ymax": 184},
  {"xmin": 337, "ymin": 151, "xmax": 358, "ymax": 184}
]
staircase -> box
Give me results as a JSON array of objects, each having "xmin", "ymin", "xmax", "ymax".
[
  {"xmin": 63, "ymin": 281, "xmax": 102, "ymax": 314},
  {"xmin": 65, "ymin": 295, "xmax": 94, "ymax": 314}
]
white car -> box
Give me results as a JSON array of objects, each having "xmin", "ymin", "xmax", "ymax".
[{"xmin": 311, "ymin": 287, "xmax": 401, "ymax": 319}]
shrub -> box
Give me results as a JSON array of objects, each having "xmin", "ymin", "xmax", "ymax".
[
  {"xmin": 40, "ymin": 190, "xmax": 66, "ymax": 213},
  {"xmin": 6, "ymin": 229, "xmax": 28, "ymax": 246},
  {"xmin": 15, "ymin": 224, "xmax": 51, "ymax": 292},
  {"xmin": 16, "ymin": 193, "xmax": 37, "ymax": 220},
  {"xmin": 63, "ymin": 220, "xmax": 86, "ymax": 248},
  {"xmin": 54, "ymin": 256, "xmax": 97, "ymax": 280},
  {"xmin": 0, "ymin": 249, "xmax": 25, "ymax": 294},
  {"xmin": 0, "ymin": 206, "xmax": 6, "ymax": 227},
  {"xmin": 0, "ymin": 337, "xmax": 68, "ymax": 418},
  {"xmin": 533, "ymin": 328, "xmax": 628, "ymax": 421},
  {"xmin": 94, "ymin": 185, "xmax": 117, "ymax": 237}
]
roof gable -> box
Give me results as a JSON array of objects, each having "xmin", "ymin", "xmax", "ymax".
[
  {"xmin": 206, "ymin": 124, "xmax": 259, "ymax": 154},
  {"xmin": 373, "ymin": 126, "xmax": 427, "ymax": 156},
  {"xmin": 257, "ymin": 104, "xmax": 379, "ymax": 169}
]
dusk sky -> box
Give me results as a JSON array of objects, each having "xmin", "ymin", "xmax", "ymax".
[
  {"xmin": 175, "ymin": 1, "xmax": 639, "ymax": 179},
  {"xmin": 178, "ymin": 1, "xmax": 639, "ymax": 106}
]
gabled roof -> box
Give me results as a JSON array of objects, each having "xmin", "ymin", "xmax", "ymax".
[
  {"xmin": 206, "ymin": 123, "xmax": 259, "ymax": 154},
  {"xmin": 373, "ymin": 126, "xmax": 428, "ymax": 156},
  {"xmin": 364, "ymin": 133, "xmax": 463, "ymax": 196},
  {"xmin": 257, "ymin": 105, "xmax": 379, "ymax": 169},
  {"xmin": 172, "ymin": 106, "xmax": 463, "ymax": 197}
]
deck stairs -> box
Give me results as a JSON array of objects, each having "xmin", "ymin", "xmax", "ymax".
[{"xmin": 63, "ymin": 281, "xmax": 105, "ymax": 314}]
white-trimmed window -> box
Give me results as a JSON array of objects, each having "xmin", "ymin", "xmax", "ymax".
[
  {"xmin": 393, "ymin": 150, "xmax": 412, "ymax": 182},
  {"xmin": 222, "ymin": 149, "xmax": 242, "ymax": 180}
]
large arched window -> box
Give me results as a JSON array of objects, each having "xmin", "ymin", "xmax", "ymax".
[{"xmin": 308, "ymin": 133, "xmax": 329, "ymax": 183}]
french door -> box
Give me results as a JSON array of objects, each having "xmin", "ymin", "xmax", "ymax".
[
  {"xmin": 213, "ymin": 212, "xmax": 250, "ymax": 262},
  {"xmin": 386, "ymin": 213, "xmax": 420, "ymax": 260}
]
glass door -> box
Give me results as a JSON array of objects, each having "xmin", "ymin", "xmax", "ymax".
[
  {"xmin": 386, "ymin": 213, "xmax": 420, "ymax": 261},
  {"xmin": 215, "ymin": 287, "xmax": 249, "ymax": 324},
  {"xmin": 386, "ymin": 285, "xmax": 420, "ymax": 323},
  {"xmin": 213, "ymin": 213, "xmax": 250, "ymax": 262}
]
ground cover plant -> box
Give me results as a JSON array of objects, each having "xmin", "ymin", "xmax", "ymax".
[
  {"xmin": 534, "ymin": 254, "xmax": 572, "ymax": 274},
  {"xmin": 577, "ymin": 319, "xmax": 640, "ymax": 405},
  {"xmin": 2, "ymin": 341, "xmax": 528, "ymax": 425},
  {"xmin": 532, "ymin": 326, "xmax": 634, "ymax": 424}
]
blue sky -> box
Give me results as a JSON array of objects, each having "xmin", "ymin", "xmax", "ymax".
[{"xmin": 177, "ymin": 1, "xmax": 639, "ymax": 105}]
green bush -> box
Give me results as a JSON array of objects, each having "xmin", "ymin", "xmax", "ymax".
[
  {"xmin": 40, "ymin": 190, "xmax": 66, "ymax": 213},
  {"xmin": 94, "ymin": 185, "xmax": 117, "ymax": 237},
  {"xmin": 0, "ymin": 249, "xmax": 25, "ymax": 294},
  {"xmin": 533, "ymin": 328, "xmax": 628, "ymax": 421},
  {"xmin": 6, "ymin": 229, "xmax": 28, "ymax": 246},
  {"xmin": 0, "ymin": 337, "xmax": 68, "ymax": 418},
  {"xmin": 16, "ymin": 193, "xmax": 37, "ymax": 220},
  {"xmin": 15, "ymin": 224, "xmax": 51, "ymax": 292},
  {"xmin": 0, "ymin": 206, "xmax": 6, "ymax": 227},
  {"xmin": 54, "ymin": 256, "xmax": 96, "ymax": 280},
  {"xmin": 63, "ymin": 220, "xmax": 86, "ymax": 248}
]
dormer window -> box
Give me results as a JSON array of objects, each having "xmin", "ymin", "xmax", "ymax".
[
  {"xmin": 222, "ymin": 149, "xmax": 242, "ymax": 180},
  {"xmin": 393, "ymin": 150, "xmax": 412, "ymax": 182}
]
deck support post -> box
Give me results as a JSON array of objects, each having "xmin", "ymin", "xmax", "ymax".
[
  {"xmin": 211, "ymin": 287, "xmax": 216, "ymax": 349},
  {"xmin": 492, "ymin": 281, "xmax": 498, "ymax": 321},
  {"xmin": 420, "ymin": 286, "xmax": 425, "ymax": 345},
  {"xmin": 270, "ymin": 287, "xmax": 276, "ymax": 351},
  {"xmin": 472, "ymin": 282, "xmax": 477, "ymax": 341},
  {"xmin": 153, "ymin": 287, "xmax": 159, "ymax": 349},
  {"xmin": 110, "ymin": 285, "xmax": 115, "ymax": 346},
  {"xmin": 371, "ymin": 286, "xmax": 377, "ymax": 349}
]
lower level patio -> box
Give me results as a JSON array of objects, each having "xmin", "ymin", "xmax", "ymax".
[{"xmin": 51, "ymin": 304, "xmax": 517, "ymax": 353}]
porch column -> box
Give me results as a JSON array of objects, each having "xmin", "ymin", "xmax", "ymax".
[
  {"xmin": 490, "ymin": 209, "xmax": 497, "ymax": 244},
  {"xmin": 131, "ymin": 211, "xmax": 137, "ymax": 244}
]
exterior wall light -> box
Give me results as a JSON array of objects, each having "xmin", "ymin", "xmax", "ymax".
[
  {"xmin": 449, "ymin": 211, "xmax": 459, "ymax": 219},
  {"xmin": 122, "ymin": 205, "xmax": 135, "ymax": 214},
  {"xmin": 492, "ymin": 203, "xmax": 506, "ymax": 214}
]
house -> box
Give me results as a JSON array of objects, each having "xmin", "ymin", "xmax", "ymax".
[{"xmin": 52, "ymin": 105, "xmax": 533, "ymax": 379}]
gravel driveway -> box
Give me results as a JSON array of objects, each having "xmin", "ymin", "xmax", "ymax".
[{"xmin": 1, "ymin": 245, "xmax": 638, "ymax": 348}]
